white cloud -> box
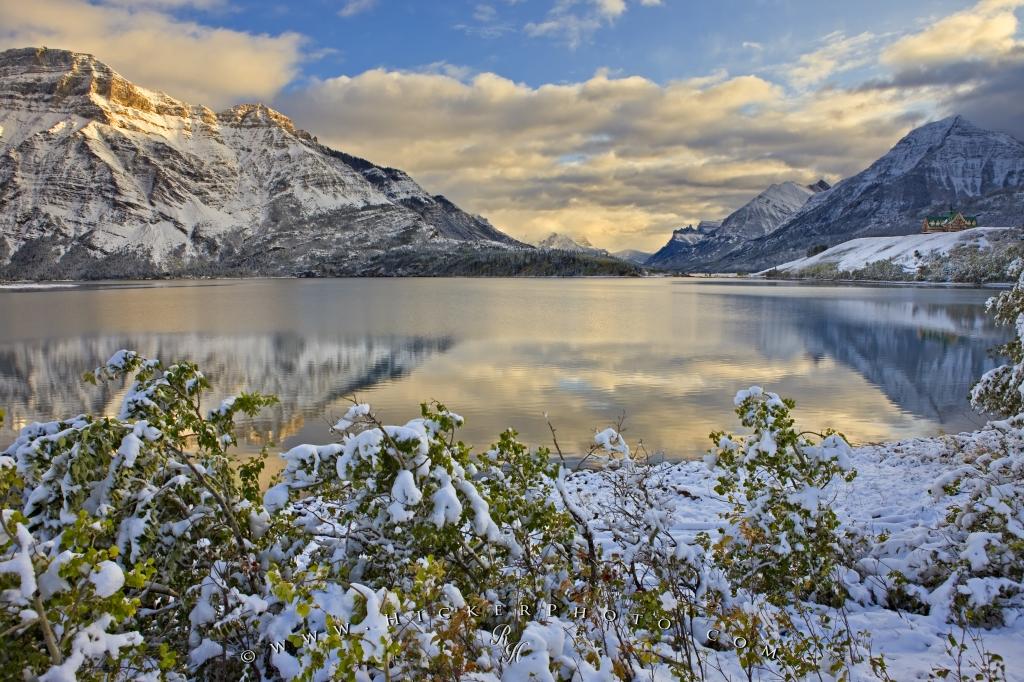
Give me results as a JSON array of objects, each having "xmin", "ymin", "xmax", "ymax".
[
  {"xmin": 525, "ymin": 0, "xmax": 663, "ymax": 48},
  {"xmin": 784, "ymin": 31, "xmax": 878, "ymax": 89},
  {"xmin": 595, "ymin": 0, "xmax": 627, "ymax": 18},
  {"xmin": 456, "ymin": 3, "xmax": 516, "ymax": 38},
  {"xmin": 339, "ymin": 0, "xmax": 377, "ymax": 18},
  {"xmin": 0, "ymin": 0, "xmax": 306, "ymax": 109},
  {"xmin": 474, "ymin": 4, "xmax": 498, "ymax": 22},
  {"xmin": 882, "ymin": 0, "xmax": 1024, "ymax": 66}
]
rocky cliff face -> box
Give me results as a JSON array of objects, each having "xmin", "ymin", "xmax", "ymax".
[
  {"xmin": 719, "ymin": 116, "xmax": 1024, "ymax": 272},
  {"xmin": 0, "ymin": 47, "xmax": 525, "ymax": 280}
]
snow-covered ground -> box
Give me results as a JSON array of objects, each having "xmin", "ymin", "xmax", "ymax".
[
  {"xmin": 0, "ymin": 282, "xmax": 78, "ymax": 290},
  {"xmin": 763, "ymin": 227, "xmax": 1014, "ymax": 275},
  {"xmin": 564, "ymin": 426, "xmax": 1024, "ymax": 680}
]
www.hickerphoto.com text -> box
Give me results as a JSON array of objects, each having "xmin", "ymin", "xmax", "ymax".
[{"xmin": 258, "ymin": 603, "xmax": 790, "ymax": 663}]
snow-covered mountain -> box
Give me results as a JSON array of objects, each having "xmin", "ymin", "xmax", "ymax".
[
  {"xmin": 720, "ymin": 116, "xmax": 1024, "ymax": 272},
  {"xmin": 536, "ymin": 232, "xmax": 609, "ymax": 256},
  {"xmin": 0, "ymin": 47, "xmax": 530, "ymax": 280},
  {"xmin": 646, "ymin": 179, "xmax": 829, "ymax": 270},
  {"xmin": 718, "ymin": 181, "xmax": 827, "ymax": 240}
]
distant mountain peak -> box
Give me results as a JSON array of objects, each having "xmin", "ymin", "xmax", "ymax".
[
  {"xmin": 647, "ymin": 179, "xmax": 832, "ymax": 270},
  {"xmin": 536, "ymin": 232, "xmax": 606, "ymax": 255},
  {"xmin": 216, "ymin": 103, "xmax": 312, "ymax": 139}
]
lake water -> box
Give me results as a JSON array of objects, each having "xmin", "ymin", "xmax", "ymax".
[{"xmin": 0, "ymin": 278, "xmax": 1008, "ymax": 461}]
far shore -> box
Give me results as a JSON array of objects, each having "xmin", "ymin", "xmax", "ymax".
[{"xmin": 0, "ymin": 273, "xmax": 1013, "ymax": 289}]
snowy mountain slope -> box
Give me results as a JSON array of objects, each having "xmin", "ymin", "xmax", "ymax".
[
  {"xmin": 646, "ymin": 179, "xmax": 829, "ymax": 270},
  {"xmin": 718, "ymin": 181, "xmax": 821, "ymax": 240},
  {"xmin": 0, "ymin": 47, "xmax": 525, "ymax": 280},
  {"xmin": 722, "ymin": 116, "xmax": 1024, "ymax": 272},
  {"xmin": 763, "ymin": 226, "xmax": 1015, "ymax": 275},
  {"xmin": 536, "ymin": 232, "xmax": 609, "ymax": 256}
]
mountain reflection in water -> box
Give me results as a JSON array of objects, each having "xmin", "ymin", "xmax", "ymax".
[{"xmin": 0, "ymin": 279, "xmax": 1009, "ymax": 459}]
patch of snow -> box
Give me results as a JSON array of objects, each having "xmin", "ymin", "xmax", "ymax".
[
  {"xmin": 88, "ymin": 560, "xmax": 125, "ymax": 598},
  {"xmin": 764, "ymin": 227, "xmax": 1015, "ymax": 274}
]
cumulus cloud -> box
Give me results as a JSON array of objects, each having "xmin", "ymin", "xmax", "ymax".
[
  {"xmin": 0, "ymin": 0, "xmax": 306, "ymax": 109},
  {"xmin": 282, "ymin": 68, "xmax": 922, "ymax": 250},
  {"xmin": 882, "ymin": 0, "xmax": 1024, "ymax": 66}
]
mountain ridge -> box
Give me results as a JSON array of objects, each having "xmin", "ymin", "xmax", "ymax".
[
  {"xmin": 646, "ymin": 180, "xmax": 829, "ymax": 270},
  {"xmin": 715, "ymin": 115, "xmax": 1024, "ymax": 272},
  {"xmin": 0, "ymin": 47, "xmax": 641, "ymax": 280}
]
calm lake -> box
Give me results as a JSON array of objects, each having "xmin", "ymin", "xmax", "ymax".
[{"xmin": 0, "ymin": 278, "xmax": 1008, "ymax": 460}]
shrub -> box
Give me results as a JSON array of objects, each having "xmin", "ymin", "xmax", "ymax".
[
  {"xmin": 849, "ymin": 259, "xmax": 911, "ymax": 281},
  {"xmin": 6, "ymin": 350, "xmax": 1014, "ymax": 680},
  {"xmin": 698, "ymin": 388, "xmax": 862, "ymax": 679},
  {"xmin": 971, "ymin": 263, "xmax": 1024, "ymax": 419}
]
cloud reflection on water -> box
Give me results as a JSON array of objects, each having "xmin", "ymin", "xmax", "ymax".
[{"xmin": 0, "ymin": 279, "xmax": 1006, "ymax": 460}]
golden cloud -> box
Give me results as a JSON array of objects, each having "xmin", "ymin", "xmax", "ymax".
[
  {"xmin": 285, "ymin": 67, "xmax": 924, "ymax": 251},
  {"xmin": 882, "ymin": 0, "xmax": 1024, "ymax": 66},
  {"xmin": 0, "ymin": 0, "xmax": 306, "ymax": 109}
]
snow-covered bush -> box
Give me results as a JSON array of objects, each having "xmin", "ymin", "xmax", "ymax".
[
  {"xmin": 926, "ymin": 438, "xmax": 1024, "ymax": 628},
  {"xmin": 972, "ymin": 262, "xmax": 1024, "ymax": 419},
  {"xmin": 699, "ymin": 387, "xmax": 861, "ymax": 678},
  {"xmin": 259, "ymin": 405, "xmax": 584, "ymax": 679},
  {"xmin": 7, "ymin": 349, "xmax": 1018, "ymax": 680},
  {"xmin": 1, "ymin": 351, "xmax": 278, "ymax": 679},
  {"xmin": 703, "ymin": 387, "xmax": 856, "ymax": 607}
]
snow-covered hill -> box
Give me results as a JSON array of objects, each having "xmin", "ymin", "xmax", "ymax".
[
  {"xmin": 722, "ymin": 116, "xmax": 1024, "ymax": 272},
  {"xmin": 763, "ymin": 226, "xmax": 1017, "ymax": 277},
  {"xmin": 0, "ymin": 47, "xmax": 527, "ymax": 280}
]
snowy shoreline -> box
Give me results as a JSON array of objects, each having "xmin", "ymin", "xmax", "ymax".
[{"xmin": 563, "ymin": 424, "xmax": 1024, "ymax": 680}]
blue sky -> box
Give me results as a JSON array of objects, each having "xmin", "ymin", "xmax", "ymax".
[
  {"xmin": 171, "ymin": 0, "xmax": 967, "ymax": 89},
  {"xmin": 2, "ymin": 0, "xmax": 1021, "ymax": 249}
]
